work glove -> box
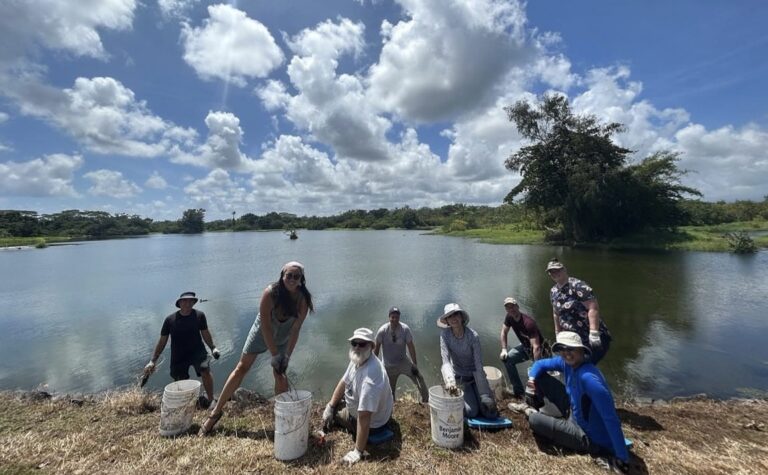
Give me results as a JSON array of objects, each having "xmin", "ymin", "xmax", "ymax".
[
  {"xmin": 589, "ymin": 330, "xmax": 602, "ymax": 351},
  {"xmin": 341, "ymin": 448, "xmax": 368, "ymax": 465},
  {"xmin": 278, "ymin": 354, "xmax": 290, "ymax": 374},
  {"xmin": 441, "ymin": 363, "xmax": 456, "ymax": 391},
  {"xmin": 211, "ymin": 347, "xmax": 220, "ymax": 360},
  {"xmin": 499, "ymin": 348, "xmax": 508, "ymax": 361},
  {"xmin": 321, "ymin": 404, "xmax": 335, "ymax": 431},
  {"xmin": 524, "ymin": 378, "xmax": 544, "ymax": 409},
  {"xmin": 144, "ymin": 361, "xmax": 155, "ymax": 375},
  {"xmin": 479, "ymin": 394, "xmax": 497, "ymax": 417},
  {"xmin": 271, "ymin": 353, "xmax": 287, "ymax": 374}
]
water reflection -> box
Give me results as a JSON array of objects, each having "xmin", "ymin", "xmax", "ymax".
[{"xmin": 0, "ymin": 231, "xmax": 766, "ymax": 400}]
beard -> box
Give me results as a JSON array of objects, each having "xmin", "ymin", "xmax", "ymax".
[{"xmin": 349, "ymin": 345, "xmax": 372, "ymax": 366}]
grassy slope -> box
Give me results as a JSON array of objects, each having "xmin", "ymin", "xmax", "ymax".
[
  {"xmin": 439, "ymin": 221, "xmax": 768, "ymax": 252},
  {"xmin": 0, "ymin": 236, "xmax": 72, "ymax": 248},
  {"xmin": 0, "ymin": 390, "xmax": 766, "ymax": 474}
]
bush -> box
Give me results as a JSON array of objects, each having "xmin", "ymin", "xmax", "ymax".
[{"xmin": 724, "ymin": 232, "xmax": 757, "ymax": 254}]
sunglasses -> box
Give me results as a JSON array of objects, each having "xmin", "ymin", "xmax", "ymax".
[
  {"xmin": 350, "ymin": 340, "xmax": 369, "ymax": 348},
  {"xmin": 284, "ymin": 272, "xmax": 302, "ymax": 281}
]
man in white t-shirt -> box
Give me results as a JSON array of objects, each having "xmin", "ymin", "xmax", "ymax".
[
  {"xmin": 322, "ymin": 327, "xmax": 394, "ymax": 465},
  {"xmin": 374, "ymin": 306, "xmax": 429, "ymax": 403}
]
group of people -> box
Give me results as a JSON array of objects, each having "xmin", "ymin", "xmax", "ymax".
[{"xmin": 144, "ymin": 258, "xmax": 629, "ymax": 472}]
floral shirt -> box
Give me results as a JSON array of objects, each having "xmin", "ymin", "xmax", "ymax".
[{"xmin": 550, "ymin": 277, "xmax": 610, "ymax": 343}]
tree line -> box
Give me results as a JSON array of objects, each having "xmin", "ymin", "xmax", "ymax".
[{"xmin": 1, "ymin": 198, "xmax": 766, "ymax": 240}]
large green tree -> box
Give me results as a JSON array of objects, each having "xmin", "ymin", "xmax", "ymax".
[
  {"xmin": 504, "ymin": 94, "xmax": 699, "ymax": 241},
  {"xmin": 180, "ymin": 208, "xmax": 205, "ymax": 234}
]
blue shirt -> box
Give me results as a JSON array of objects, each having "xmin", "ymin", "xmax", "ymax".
[{"xmin": 530, "ymin": 356, "xmax": 628, "ymax": 462}]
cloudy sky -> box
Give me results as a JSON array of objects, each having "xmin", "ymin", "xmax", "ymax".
[{"xmin": 0, "ymin": 0, "xmax": 766, "ymax": 220}]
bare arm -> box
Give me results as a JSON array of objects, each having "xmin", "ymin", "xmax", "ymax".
[
  {"xmin": 285, "ymin": 298, "xmax": 309, "ymax": 357},
  {"xmin": 328, "ymin": 378, "xmax": 346, "ymax": 408},
  {"xmin": 500, "ymin": 325, "xmax": 510, "ymax": 350},
  {"xmin": 200, "ymin": 329, "xmax": 215, "ymax": 350},
  {"xmin": 583, "ymin": 299, "xmax": 600, "ymax": 332},
  {"xmin": 258, "ymin": 287, "xmax": 279, "ymax": 355},
  {"xmin": 530, "ymin": 336, "xmax": 542, "ymax": 360},
  {"xmin": 406, "ymin": 341, "xmax": 418, "ymax": 365},
  {"xmin": 552, "ymin": 309, "xmax": 561, "ymax": 334},
  {"xmin": 355, "ymin": 411, "xmax": 372, "ymax": 452},
  {"xmin": 150, "ymin": 335, "xmax": 168, "ymax": 362}
]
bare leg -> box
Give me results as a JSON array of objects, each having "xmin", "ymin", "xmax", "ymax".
[
  {"xmin": 200, "ymin": 370, "xmax": 214, "ymax": 401},
  {"xmin": 274, "ymin": 369, "xmax": 289, "ymax": 395},
  {"xmin": 210, "ymin": 353, "xmax": 257, "ymax": 416}
]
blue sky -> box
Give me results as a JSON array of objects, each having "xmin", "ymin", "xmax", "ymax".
[{"xmin": 0, "ymin": 0, "xmax": 766, "ymax": 220}]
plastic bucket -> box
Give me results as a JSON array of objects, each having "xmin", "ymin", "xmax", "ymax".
[
  {"xmin": 159, "ymin": 380, "xmax": 200, "ymax": 437},
  {"xmin": 484, "ymin": 366, "xmax": 504, "ymax": 400},
  {"xmin": 274, "ymin": 390, "xmax": 312, "ymax": 461},
  {"xmin": 428, "ymin": 385, "xmax": 464, "ymax": 449}
]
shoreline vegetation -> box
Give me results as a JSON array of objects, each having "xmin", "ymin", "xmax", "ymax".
[
  {"xmin": 437, "ymin": 221, "xmax": 768, "ymax": 252},
  {"xmin": 1, "ymin": 388, "xmax": 765, "ymax": 474},
  {"xmin": 3, "ymin": 220, "xmax": 767, "ymax": 253}
]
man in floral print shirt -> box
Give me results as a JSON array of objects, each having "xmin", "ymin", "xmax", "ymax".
[{"xmin": 547, "ymin": 258, "xmax": 612, "ymax": 364}]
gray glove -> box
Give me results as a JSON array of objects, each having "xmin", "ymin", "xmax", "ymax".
[
  {"xmin": 211, "ymin": 347, "xmax": 220, "ymax": 360},
  {"xmin": 271, "ymin": 353, "xmax": 287, "ymax": 374},
  {"xmin": 480, "ymin": 394, "xmax": 497, "ymax": 417}
]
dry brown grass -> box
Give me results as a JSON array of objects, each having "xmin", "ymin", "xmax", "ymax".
[{"xmin": 0, "ymin": 391, "xmax": 766, "ymax": 474}]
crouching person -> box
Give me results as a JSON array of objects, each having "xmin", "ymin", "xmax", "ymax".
[
  {"xmin": 322, "ymin": 328, "xmax": 394, "ymax": 466},
  {"xmin": 520, "ymin": 331, "xmax": 629, "ymax": 473},
  {"xmin": 438, "ymin": 303, "xmax": 498, "ymax": 419}
]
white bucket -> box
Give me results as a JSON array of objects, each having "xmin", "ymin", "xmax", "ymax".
[
  {"xmin": 428, "ymin": 385, "xmax": 464, "ymax": 449},
  {"xmin": 484, "ymin": 366, "xmax": 504, "ymax": 400},
  {"xmin": 273, "ymin": 390, "xmax": 312, "ymax": 461},
  {"xmin": 159, "ymin": 380, "xmax": 200, "ymax": 437}
]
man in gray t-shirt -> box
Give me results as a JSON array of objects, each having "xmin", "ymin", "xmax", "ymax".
[
  {"xmin": 322, "ymin": 328, "xmax": 395, "ymax": 465},
  {"xmin": 374, "ymin": 306, "xmax": 429, "ymax": 403}
]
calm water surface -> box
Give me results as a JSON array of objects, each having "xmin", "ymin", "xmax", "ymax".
[{"xmin": 1, "ymin": 230, "xmax": 766, "ymax": 400}]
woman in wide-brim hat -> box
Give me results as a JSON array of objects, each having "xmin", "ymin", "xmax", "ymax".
[
  {"xmin": 200, "ymin": 261, "xmax": 315, "ymax": 436},
  {"xmin": 438, "ymin": 303, "xmax": 497, "ymax": 419}
]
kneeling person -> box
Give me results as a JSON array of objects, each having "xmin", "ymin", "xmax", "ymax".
[
  {"xmin": 521, "ymin": 331, "xmax": 629, "ymax": 473},
  {"xmin": 322, "ymin": 328, "xmax": 394, "ymax": 465}
]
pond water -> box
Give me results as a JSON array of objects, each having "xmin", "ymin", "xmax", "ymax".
[{"xmin": 1, "ymin": 230, "xmax": 766, "ymax": 400}]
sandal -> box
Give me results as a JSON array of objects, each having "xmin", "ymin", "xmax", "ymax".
[{"xmin": 198, "ymin": 410, "xmax": 223, "ymax": 436}]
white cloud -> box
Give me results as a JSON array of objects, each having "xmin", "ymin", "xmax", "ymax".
[
  {"xmin": 181, "ymin": 4, "xmax": 284, "ymax": 85},
  {"xmin": 171, "ymin": 110, "xmax": 256, "ymax": 171},
  {"xmin": 158, "ymin": 0, "xmax": 199, "ymax": 20},
  {"xmin": 259, "ymin": 18, "xmax": 392, "ymax": 162},
  {"xmin": 0, "ymin": 154, "xmax": 83, "ymax": 197},
  {"xmin": 145, "ymin": 171, "xmax": 168, "ymax": 189},
  {"xmin": 84, "ymin": 169, "xmax": 142, "ymax": 198},
  {"xmin": 367, "ymin": 0, "xmax": 531, "ymax": 122},
  {"xmin": 0, "ymin": 0, "xmax": 136, "ymax": 64},
  {"xmin": 0, "ymin": 111, "xmax": 8, "ymax": 123},
  {"xmin": 2, "ymin": 75, "xmax": 198, "ymax": 157}
]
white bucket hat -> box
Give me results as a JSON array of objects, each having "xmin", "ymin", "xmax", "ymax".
[
  {"xmin": 437, "ymin": 303, "xmax": 470, "ymax": 328},
  {"xmin": 348, "ymin": 327, "xmax": 375, "ymax": 343},
  {"xmin": 175, "ymin": 291, "xmax": 198, "ymax": 308},
  {"xmin": 551, "ymin": 331, "xmax": 592, "ymax": 356}
]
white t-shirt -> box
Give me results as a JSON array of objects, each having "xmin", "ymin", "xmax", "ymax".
[
  {"xmin": 343, "ymin": 354, "xmax": 394, "ymax": 429},
  {"xmin": 375, "ymin": 322, "xmax": 413, "ymax": 367}
]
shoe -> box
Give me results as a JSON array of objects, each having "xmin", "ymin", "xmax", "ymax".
[
  {"xmin": 198, "ymin": 410, "xmax": 223, "ymax": 436},
  {"xmin": 507, "ymin": 402, "xmax": 529, "ymax": 413},
  {"xmin": 197, "ymin": 395, "xmax": 210, "ymax": 410}
]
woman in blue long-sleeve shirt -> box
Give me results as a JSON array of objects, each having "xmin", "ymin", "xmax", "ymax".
[{"xmin": 523, "ymin": 331, "xmax": 629, "ymax": 472}]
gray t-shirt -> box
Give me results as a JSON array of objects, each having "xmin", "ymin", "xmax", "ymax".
[
  {"xmin": 375, "ymin": 323, "xmax": 413, "ymax": 367},
  {"xmin": 440, "ymin": 327, "xmax": 483, "ymax": 378},
  {"xmin": 343, "ymin": 355, "xmax": 394, "ymax": 429}
]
